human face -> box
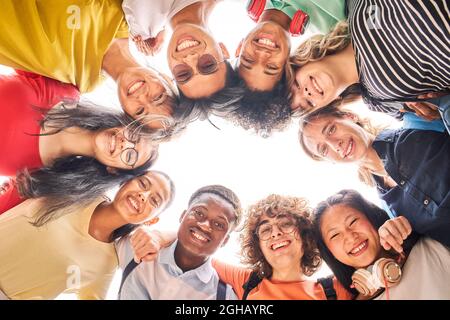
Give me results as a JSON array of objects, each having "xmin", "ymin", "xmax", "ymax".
[
  {"xmin": 117, "ymin": 67, "xmax": 174, "ymax": 129},
  {"xmin": 320, "ymin": 204, "xmax": 381, "ymax": 268},
  {"xmin": 113, "ymin": 171, "xmax": 171, "ymax": 224},
  {"xmin": 237, "ymin": 22, "xmax": 290, "ymax": 91},
  {"xmin": 302, "ymin": 116, "xmax": 371, "ymax": 163},
  {"xmin": 290, "ymin": 60, "xmax": 343, "ymax": 113},
  {"xmin": 94, "ymin": 127, "xmax": 156, "ymax": 169},
  {"xmin": 177, "ymin": 193, "xmax": 236, "ymax": 258},
  {"xmin": 167, "ymin": 24, "xmax": 230, "ymax": 99},
  {"xmin": 257, "ymin": 213, "xmax": 304, "ymax": 271}
]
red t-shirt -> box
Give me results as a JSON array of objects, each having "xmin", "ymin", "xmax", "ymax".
[
  {"xmin": 0, "ymin": 70, "xmax": 79, "ymax": 213},
  {"xmin": 0, "ymin": 70, "xmax": 79, "ymax": 175}
]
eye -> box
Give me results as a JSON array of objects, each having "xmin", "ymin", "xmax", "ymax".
[
  {"xmin": 330, "ymin": 233, "xmax": 340, "ymax": 241},
  {"xmin": 320, "ymin": 144, "xmax": 328, "ymax": 157},
  {"xmin": 214, "ymin": 220, "xmax": 225, "ymax": 230},
  {"xmin": 135, "ymin": 107, "xmax": 145, "ymax": 116},
  {"xmin": 267, "ymin": 64, "xmax": 278, "ymax": 70},
  {"xmin": 139, "ymin": 179, "xmax": 147, "ymax": 190},
  {"xmin": 349, "ymin": 218, "xmax": 358, "ymax": 227},
  {"xmin": 150, "ymin": 195, "xmax": 159, "ymax": 207},
  {"xmin": 194, "ymin": 210, "xmax": 204, "ymax": 218},
  {"xmin": 328, "ymin": 125, "xmax": 336, "ymax": 135},
  {"xmin": 152, "ymin": 93, "xmax": 166, "ymax": 105},
  {"xmin": 242, "ymin": 56, "xmax": 254, "ymax": 64}
]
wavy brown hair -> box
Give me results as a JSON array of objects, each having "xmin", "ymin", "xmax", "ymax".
[{"xmin": 240, "ymin": 194, "xmax": 321, "ymax": 278}]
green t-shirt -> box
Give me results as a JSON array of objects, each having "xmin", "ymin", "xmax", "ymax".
[{"xmin": 266, "ymin": 0, "xmax": 346, "ymax": 34}]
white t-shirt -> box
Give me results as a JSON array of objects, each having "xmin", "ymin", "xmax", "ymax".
[
  {"xmin": 375, "ymin": 238, "xmax": 450, "ymax": 300},
  {"xmin": 122, "ymin": 0, "xmax": 203, "ymax": 39}
]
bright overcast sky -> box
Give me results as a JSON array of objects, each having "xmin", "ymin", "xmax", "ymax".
[{"xmin": 0, "ymin": 1, "xmax": 399, "ymax": 299}]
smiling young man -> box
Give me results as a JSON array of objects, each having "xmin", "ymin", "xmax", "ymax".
[
  {"xmin": 228, "ymin": 0, "xmax": 346, "ymax": 136},
  {"xmin": 117, "ymin": 185, "xmax": 242, "ymax": 300}
]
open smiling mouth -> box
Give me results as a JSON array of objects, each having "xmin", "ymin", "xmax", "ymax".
[
  {"xmin": 176, "ymin": 37, "xmax": 200, "ymax": 52},
  {"xmin": 190, "ymin": 227, "xmax": 211, "ymax": 243},
  {"xmin": 310, "ymin": 76, "xmax": 324, "ymax": 95},
  {"xmin": 109, "ymin": 131, "xmax": 117, "ymax": 155},
  {"xmin": 127, "ymin": 80, "xmax": 145, "ymax": 96},
  {"xmin": 343, "ymin": 138, "xmax": 354, "ymax": 159},
  {"xmin": 349, "ymin": 240, "xmax": 368, "ymax": 256},
  {"xmin": 126, "ymin": 194, "xmax": 140, "ymax": 214},
  {"xmin": 270, "ymin": 240, "xmax": 291, "ymax": 251},
  {"xmin": 253, "ymin": 37, "xmax": 278, "ymax": 50}
]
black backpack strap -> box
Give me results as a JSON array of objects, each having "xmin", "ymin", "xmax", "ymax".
[
  {"xmin": 317, "ymin": 276, "xmax": 337, "ymax": 300},
  {"xmin": 242, "ymin": 271, "xmax": 262, "ymax": 300},
  {"xmin": 216, "ymin": 279, "xmax": 227, "ymax": 300},
  {"xmin": 118, "ymin": 259, "xmax": 139, "ymax": 298}
]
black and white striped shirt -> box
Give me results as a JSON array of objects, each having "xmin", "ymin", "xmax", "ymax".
[{"xmin": 347, "ymin": 0, "xmax": 450, "ymax": 117}]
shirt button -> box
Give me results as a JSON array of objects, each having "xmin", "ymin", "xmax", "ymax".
[
  {"xmin": 424, "ymin": 199, "xmax": 429, "ymax": 205},
  {"xmin": 400, "ymin": 181, "xmax": 405, "ymax": 186}
]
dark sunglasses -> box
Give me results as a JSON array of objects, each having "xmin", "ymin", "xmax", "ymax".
[{"xmin": 172, "ymin": 54, "xmax": 223, "ymax": 84}]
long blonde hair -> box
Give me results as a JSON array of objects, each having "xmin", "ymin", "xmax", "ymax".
[{"xmin": 298, "ymin": 103, "xmax": 387, "ymax": 187}]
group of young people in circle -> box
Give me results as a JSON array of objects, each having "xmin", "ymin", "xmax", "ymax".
[{"xmin": 0, "ymin": 0, "xmax": 448, "ymax": 300}]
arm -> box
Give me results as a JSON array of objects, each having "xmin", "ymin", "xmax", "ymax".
[
  {"xmin": 129, "ymin": 226, "xmax": 177, "ymax": 263},
  {"xmin": 332, "ymin": 277, "xmax": 355, "ymax": 300},
  {"xmin": 212, "ymin": 259, "xmax": 252, "ymax": 300},
  {"xmin": 378, "ymin": 216, "xmax": 412, "ymax": 254}
]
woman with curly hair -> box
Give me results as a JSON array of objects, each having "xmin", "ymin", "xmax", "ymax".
[
  {"xmin": 211, "ymin": 194, "xmax": 352, "ymax": 300},
  {"xmin": 289, "ymin": 0, "xmax": 449, "ymax": 121},
  {"xmin": 298, "ymin": 105, "xmax": 450, "ymax": 248}
]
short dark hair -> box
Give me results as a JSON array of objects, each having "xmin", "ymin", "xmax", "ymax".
[
  {"xmin": 313, "ymin": 189, "xmax": 417, "ymax": 295},
  {"xmin": 225, "ymin": 74, "xmax": 292, "ymax": 137},
  {"xmin": 175, "ymin": 60, "xmax": 244, "ymax": 124},
  {"xmin": 188, "ymin": 185, "xmax": 243, "ymax": 230}
]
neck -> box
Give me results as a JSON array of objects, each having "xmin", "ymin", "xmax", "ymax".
[
  {"xmin": 326, "ymin": 44, "xmax": 359, "ymax": 88},
  {"xmin": 170, "ymin": 2, "xmax": 210, "ymax": 29},
  {"xmin": 102, "ymin": 38, "xmax": 140, "ymax": 81},
  {"xmin": 89, "ymin": 201, "xmax": 128, "ymax": 243},
  {"xmin": 271, "ymin": 264, "xmax": 305, "ymax": 282},
  {"xmin": 174, "ymin": 243, "xmax": 208, "ymax": 272},
  {"xmin": 361, "ymin": 143, "xmax": 387, "ymax": 176},
  {"xmin": 260, "ymin": 9, "xmax": 292, "ymax": 31},
  {"xmin": 39, "ymin": 127, "xmax": 97, "ymax": 165}
]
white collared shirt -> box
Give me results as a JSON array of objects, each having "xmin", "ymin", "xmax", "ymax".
[{"xmin": 116, "ymin": 239, "xmax": 237, "ymax": 300}]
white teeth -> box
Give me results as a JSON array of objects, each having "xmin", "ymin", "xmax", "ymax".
[
  {"xmin": 192, "ymin": 231, "xmax": 208, "ymax": 242},
  {"xmin": 311, "ymin": 77, "xmax": 323, "ymax": 94},
  {"xmin": 128, "ymin": 81, "xmax": 144, "ymax": 95},
  {"xmin": 257, "ymin": 38, "xmax": 276, "ymax": 48},
  {"xmin": 271, "ymin": 240, "xmax": 290, "ymax": 251},
  {"xmin": 351, "ymin": 241, "xmax": 367, "ymax": 254},
  {"xmin": 129, "ymin": 196, "xmax": 139, "ymax": 211},
  {"xmin": 176, "ymin": 40, "xmax": 200, "ymax": 51}
]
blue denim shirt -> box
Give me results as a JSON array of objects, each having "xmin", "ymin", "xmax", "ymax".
[{"xmin": 372, "ymin": 129, "xmax": 450, "ymax": 247}]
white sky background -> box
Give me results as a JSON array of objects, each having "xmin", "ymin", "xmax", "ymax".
[{"xmin": 0, "ymin": 1, "xmax": 399, "ymax": 299}]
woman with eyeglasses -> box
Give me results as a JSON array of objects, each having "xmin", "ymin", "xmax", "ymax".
[
  {"xmin": 0, "ymin": 71, "xmax": 159, "ymax": 220},
  {"xmin": 298, "ymin": 105, "xmax": 450, "ymax": 248},
  {"xmin": 0, "ymin": 170, "xmax": 174, "ymax": 300},
  {"xmin": 289, "ymin": 0, "xmax": 449, "ymax": 121},
  {"xmin": 211, "ymin": 194, "xmax": 352, "ymax": 300}
]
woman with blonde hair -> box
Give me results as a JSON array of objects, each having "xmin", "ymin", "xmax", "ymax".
[
  {"xmin": 298, "ymin": 105, "xmax": 450, "ymax": 248},
  {"xmin": 289, "ymin": 0, "xmax": 449, "ymax": 121}
]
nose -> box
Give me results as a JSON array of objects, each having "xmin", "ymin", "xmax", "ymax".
[
  {"xmin": 138, "ymin": 191, "xmax": 151, "ymax": 203},
  {"xmin": 343, "ymin": 230, "xmax": 358, "ymax": 247},
  {"xmin": 270, "ymin": 224, "xmax": 283, "ymax": 239},
  {"xmin": 198, "ymin": 219, "xmax": 212, "ymax": 232},
  {"xmin": 182, "ymin": 52, "xmax": 199, "ymax": 65},
  {"xmin": 118, "ymin": 135, "xmax": 136, "ymax": 150},
  {"xmin": 328, "ymin": 138, "xmax": 343, "ymax": 154},
  {"xmin": 254, "ymin": 48, "xmax": 271, "ymax": 60}
]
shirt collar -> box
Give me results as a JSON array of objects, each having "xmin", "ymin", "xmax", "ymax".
[{"xmin": 158, "ymin": 240, "xmax": 215, "ymax": 284}]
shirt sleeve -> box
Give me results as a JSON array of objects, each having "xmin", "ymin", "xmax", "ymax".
[
  {"xmin": 212, "ymin": 259, "xmax": 252, "ymax": 300},
  {"xmin": 0, "ymin": 179, "xmax": 24, "ymax": 215},
  {"xmin": 115, "ymin": 18, "xmax": 129, "ymax": 39}
]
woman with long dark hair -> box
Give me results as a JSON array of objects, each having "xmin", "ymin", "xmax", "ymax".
[
  {"xmin": 298, "ymin": 105, "xmax": 450, "ymax": 248},
  {"xmin": 0, "ymin": 71, "xmax": 160, "ymax": 220},
  {"xmin": 313, "ymin": 189, "xmax": 450, "ymax": 299},
  {"xmin": 0, "ymin": 170, "xmax": 175, "ymax": 300}
]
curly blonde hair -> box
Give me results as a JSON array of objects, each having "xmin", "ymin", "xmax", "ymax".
[
  {"xmin": 297, "ymin": 104, "xmax": 388, "ymax": 187},
  {"xmin": 240, "ymin": 194, "xmax": 321, "ymax": 278},
  {"xmin": 287, "ymin": 21, "xmax": 360, "ymax": 116}
]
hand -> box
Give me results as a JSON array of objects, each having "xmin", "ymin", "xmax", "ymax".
[
  {"xmin": 130, "ymin": 226, "xmax": 162, "ymax": 263},
  {"xmin": 402, "ymin": 92, "xmax": 448, "ymax": 121},
  {"xmin": 378, "ymin": 216, "xmax": 412, "ymax": 254},
  {"xmin": 132, "ymin": 29, "xmax": 166, "ymax": 56}
]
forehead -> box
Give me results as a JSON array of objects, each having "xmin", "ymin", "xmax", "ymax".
[
  {"xmin": 258, "ymin": 212, "xmax": 293, "ymax": 224},
  {"xmin": 321, "ymin": 204, "xmax": 365, "ymax": 229},
  {"xmin": 189, "ymin": 193, "xmax": 236, "ymax": 221},
  {"xmin": 146, "ymin": 172, "xmax": 170, "ymax": 197},
  {"xmin": 238, "ymin": 66, "xmax": 280, "ymax": 91},
  {"xmin": 302, "ymin": 117, "xmax": 332, "ymax": 153},
  {"xmin": 134, "ymin": 139, "xmax": 155, "ymax": 167}
]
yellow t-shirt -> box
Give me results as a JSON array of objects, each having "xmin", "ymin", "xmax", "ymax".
[
  {"xmin": 0, "ymin": 0, "xmax": 129, "ymax": 92},
  {"xmin": 0, "ymin": 198, "xmax": 118, "ymax": 300}
]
